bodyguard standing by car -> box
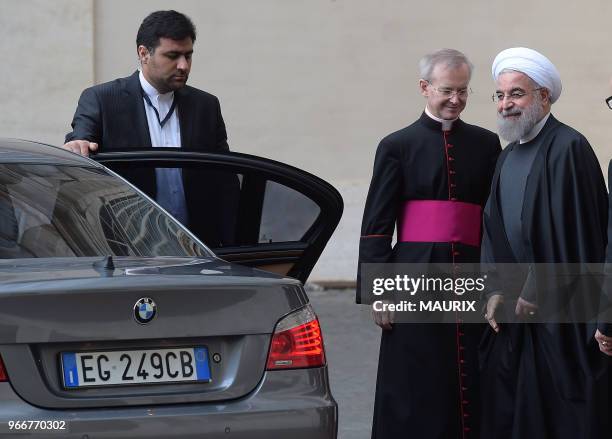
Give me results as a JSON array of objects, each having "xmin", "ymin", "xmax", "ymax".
[
  {"xmin": 62, "ymin": 10, "xmax": 231, "ymax": 240},
  {"xmin": 357, "ymin": 49, "xmax": 500, "ymax": 439},
  {"xmin": 64, "ymin": 9, "xmax": 228, "ymax": 156}
]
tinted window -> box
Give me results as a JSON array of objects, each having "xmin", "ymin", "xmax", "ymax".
[
  {"xmin": 106, "ymin": 161, "xmax": 321, "ymax": 248},
  {"xmin": 0, "ymin": 164, "xmax": 211, "ymax": 258},
  {"xmin": 259, "ymin": 181, "xmax": 320, "ymax": 243},
  {"xmin": 109, "ymin": 163, "xmax": 242, "ymax": 249}
]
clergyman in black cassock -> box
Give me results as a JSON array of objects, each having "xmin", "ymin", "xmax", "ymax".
[
  {"xmin": 357, "ymin": 49, "xmax": 501, "ymax": 439},
  {"xmin": 481, "ymin": 47, "xmax": 610, "ymax": 439}
]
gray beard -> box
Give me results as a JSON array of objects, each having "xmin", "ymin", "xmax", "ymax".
[{"xmin": 496, "ymin": 101, "xmax": 543, "ymax": 143}]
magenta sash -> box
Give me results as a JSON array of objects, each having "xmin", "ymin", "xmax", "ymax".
[{"xmin": 398, "ymin": 200, "xmax": 482, "ymax": 247}]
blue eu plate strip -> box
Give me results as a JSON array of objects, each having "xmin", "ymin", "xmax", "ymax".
[
  {"xmin": 194, "ymin": 347, "xmax": 211, "ymax": 381},
  {"xmin": 62, "ymin": 353, "xmax": 79, "ymax": 388}
]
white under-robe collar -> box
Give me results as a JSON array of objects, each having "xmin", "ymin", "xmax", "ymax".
[{"xmin": 424, "ymin": 106, "xmax": 458, "ymax": 131}]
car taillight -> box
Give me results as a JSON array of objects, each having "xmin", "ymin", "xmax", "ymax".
[
  {"xmin": 266, "ymin": 304, "xmax": 326, "ymax": 370},
  {"xmin": 0, "ymin": 355, "xmax": 7, "ymax": 382}
]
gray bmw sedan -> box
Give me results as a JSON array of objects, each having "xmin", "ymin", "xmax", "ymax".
[{"xmin": 0, "ymin": 139, "xmax": 342, "ymax": 438}]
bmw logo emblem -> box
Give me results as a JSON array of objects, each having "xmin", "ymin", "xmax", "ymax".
[{"xmin": 134, "ymin": 298, "xmax": 157, "ymax": 324}]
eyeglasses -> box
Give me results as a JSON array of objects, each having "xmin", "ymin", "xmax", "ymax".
[
  {"xmin": 492, "ymin": 88, "xmax": 543, "ymax": 103},
  {"xmin": 427, "ymin": 82, "xmax": 472, "ymax": 99},
  {"xmin": 605, "ymin": 96, "xmax": 612, "ymax": 110}
]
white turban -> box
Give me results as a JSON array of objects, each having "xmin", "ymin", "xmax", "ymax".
[{"xmin": 492, "ymin": 47, "xmax": 562, "ymax": 104}]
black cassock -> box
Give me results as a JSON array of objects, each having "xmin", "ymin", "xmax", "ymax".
[
  {"xmin": 480, "ymin": 114, "xmax": 610, "ymax": 439},
  {"xmin": 358, "ymin": 112, "xmax": 500, "ymax": 439}
]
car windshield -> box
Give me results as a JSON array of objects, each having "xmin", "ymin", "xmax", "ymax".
[{"xmin": 0, "ymin": 163, "xmax": 212, "ymax": 258}]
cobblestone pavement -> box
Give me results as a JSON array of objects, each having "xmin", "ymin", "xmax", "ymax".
[{"xmin": 308, "ymin": 288, "xmax": 380, "ymax": 439}]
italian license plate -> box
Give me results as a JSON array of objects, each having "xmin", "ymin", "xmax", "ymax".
[{"xmin": 61, "ymin": 347, "xmax": 211, "ymax": 388}]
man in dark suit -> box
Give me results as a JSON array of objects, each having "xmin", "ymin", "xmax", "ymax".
[
  {"xmin": 63, "ymin": 10, "xmax": 234, "ymax": 247},
  {"xmin": 64, "ymin": 9, "xmax": 227, "ymax": 155}
]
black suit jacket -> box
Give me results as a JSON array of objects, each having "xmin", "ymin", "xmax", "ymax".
[
  {"xmin": 65, "ymin": 70, "xmax": 228, "ymax": 151},
  {"xmin": 65, "ymin": 71, "xmax": 237, "ymax": 248},
  {"xmin": 66, "ymin": 71, "xmax": 228, "ymax": 152}
]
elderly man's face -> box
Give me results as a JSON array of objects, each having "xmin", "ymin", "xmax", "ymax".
[
  {"xmin": 420, "ymin": 62, "xmax": 470, "ymax": 120},
  {"xmin": 139, "ymin": 37, "xmax": 193, "ymax": 94},
  {"xmin": 495, "ymin": 71, "xmax": 548, "ymax": 142}
]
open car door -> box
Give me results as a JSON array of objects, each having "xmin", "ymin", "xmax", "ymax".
[{"xmin": 94, "ymin": 150, "xmax": 343, "ymax": 283}]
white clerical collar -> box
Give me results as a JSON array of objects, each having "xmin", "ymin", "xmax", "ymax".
[
  {"xmin": 424, "ymin": 106, "xmax": 458, "ymax": 131},
  {"xmin": 138, "ymin": 70, "xmax": 174, "ymax": 101},
  {"xmin": 520, "ymin": 112, "xmax": 550, "ymax": 144}
]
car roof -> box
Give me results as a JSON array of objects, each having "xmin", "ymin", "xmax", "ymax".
[{"xmin": 0, "ymin": 138, "xmax": 103, "ymax": 167}]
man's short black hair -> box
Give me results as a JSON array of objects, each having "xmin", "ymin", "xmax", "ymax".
[{"xmin": 136, "ymin": 10, "xmax": 196, "ymax": 52}]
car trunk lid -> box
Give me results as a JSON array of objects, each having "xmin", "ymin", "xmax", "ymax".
[{"xmin": 0, "ymin": 257, "xmax": 308, "ymax": 408}]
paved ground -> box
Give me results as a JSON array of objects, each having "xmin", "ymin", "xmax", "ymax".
[{"xmin": 307, "ymin": 288, "xmax": 380, "ymax": 439}]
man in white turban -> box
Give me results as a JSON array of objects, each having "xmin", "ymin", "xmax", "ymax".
[{"xmin": 480, "ymin": 47, "xmax": 610, "ymax": 438}]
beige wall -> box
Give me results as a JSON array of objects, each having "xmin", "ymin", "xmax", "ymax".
[
  {"xmin": 0, "ymin": 0, "xmax": 93, "ymax": 144},
  {"xmin": 3, "ymin": 0, "xmax": 612, "ymax": 280}
]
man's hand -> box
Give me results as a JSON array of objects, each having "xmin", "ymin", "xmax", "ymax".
[
  {"xmin": 515, "ymin": 297, "xmax": 538, "ymax": 320},
  {"xmin": 594, "ymin": 329, "xmax": 612, "ymax": 356},
  {"xmin": 62, "ymin": 140, "xmax": 98, "ymax": 157},
  {"xmin": 484, "ymin": 294, "xmax": 504, "ymax": 333},
  {"xmin": 372, "ymin": 300, "xmax": 394, "ymax": 330}
]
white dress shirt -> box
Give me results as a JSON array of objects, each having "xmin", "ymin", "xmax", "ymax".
[{"xmin": 139, "ymin": 71, "xmax": 188, "ymax": 225}]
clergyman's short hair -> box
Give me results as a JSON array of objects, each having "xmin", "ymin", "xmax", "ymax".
[
  {"xmin": 136, "ymin": 10, "xmax": 196, "ymax": 53},
  {"xmin": 419, "ymin": 49, "xmax": 473, "ymax": 81}
]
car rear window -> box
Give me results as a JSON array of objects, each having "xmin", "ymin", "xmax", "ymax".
[{"xmin": 0, "ymin": 164, "xmax": 212, "ymax": 259}]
